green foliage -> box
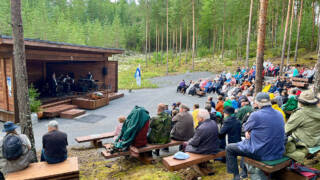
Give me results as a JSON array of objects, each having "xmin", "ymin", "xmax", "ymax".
[
  {"xmin": 29, "ymin": 85, "xmax": 41, "ymax": 113},
  {"xmin": 197, "ymin": 46, "xmax": 210, "ymax": 58},
  {"xmin": 224, "ymin": 60, "xmax": 233, "ymax": 67},
  {"xmin": 0, "ymin": 0, "xmax": 316, "ymax": 69}
]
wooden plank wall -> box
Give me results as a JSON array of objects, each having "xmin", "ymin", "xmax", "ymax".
[
  {"xmin": 0, "ymin": 58, "xmax": 14, "ymax": 112},
  {"xmin": 6, "ymin": 58, "xmax": 14, "ymax": 112},
  {"xmin": 27, "ymin": 61, "xmax": 44, "ymax": 84},
  {"xmin": 0, "ymin": 58, "xmax": 7, "ymax": 110},
  {"xmin": 107, "ymin": 61, "xmax": 118, "ymax": 92}
]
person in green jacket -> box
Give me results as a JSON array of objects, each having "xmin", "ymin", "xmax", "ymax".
[
  {"xmin": 236, "ymin": 98, "xmax": 253, "ymax": 124},
  {"xmin": 224, "ymin": 97, "xmax": 233, "ymax": 108},
  {"xmin": 285, "ymin": 90, "xmax": 320, "ymax": 162},
  {"xmin": 147, "ymin": 103, "xmax": 172, "ymax": 144},
  {"xmin": 282, "ymin": 88, "xmax": 298, "ymax": 119}
]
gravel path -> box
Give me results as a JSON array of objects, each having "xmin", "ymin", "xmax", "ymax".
[{"xmin": 1, "ymin": 72, "xmax": 216, "ymax": 150}]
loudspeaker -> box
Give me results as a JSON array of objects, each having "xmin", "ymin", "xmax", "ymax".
[{"xmin": 102, "ymin": 67, "xmax": 108, "ymax": 75}]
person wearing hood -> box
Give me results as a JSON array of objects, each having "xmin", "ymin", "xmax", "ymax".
[{"xmin": 285, "ymin": 90, "xmax": 320, "ymax": 162}]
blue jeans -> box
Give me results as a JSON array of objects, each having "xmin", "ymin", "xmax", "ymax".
[
  {"xmin": 41, "ymin": 149, "xmax": 67, "ymax": 164},
  {"xmin": 226, "ymin": 143, "xmax": 255, "ymax": 176}
]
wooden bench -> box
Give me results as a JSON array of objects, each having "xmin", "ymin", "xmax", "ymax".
[
  {"xmin": 243, "ymin": 157, "xmax": 291, "ymax": 174},
  {"xmin": 6, "ymin": 157, "xmax": 79, "ymax": 180},
  {"xmin": 162, "ymin": 151, "xmax": 226, "ymax": 176},
  {"xmin": 102, "ymin": 140, "xmax": 185, "ymax": 164},
  {"xmin": 292, "ymin": 81, "xmax": 308, "ymax": 88},
  {"xmin": 75, "ymin": 132, "xmax": 116, "ymax": 147},
  {"xmin": 292, "ymin": 77, "xmax": 309, "ymax": 83}
]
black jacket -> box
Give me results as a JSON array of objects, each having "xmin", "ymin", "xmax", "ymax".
[{"xmin": 219, "ymin": 115, "xmax": 242, "ymax": 144}]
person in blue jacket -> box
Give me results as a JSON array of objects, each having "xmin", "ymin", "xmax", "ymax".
[{"xmin": 225, "ymin": 92, "xmax": 285, "ymax": 180}]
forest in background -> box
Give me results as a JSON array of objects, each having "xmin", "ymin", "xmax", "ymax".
[{"xmin": 0, "ymin": 0, "xmax": 318, "ymax": 61}]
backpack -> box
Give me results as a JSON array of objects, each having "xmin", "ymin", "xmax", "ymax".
[{"xmin": 2, "ymin": 134, "xmax": 23, "ymax": 160}]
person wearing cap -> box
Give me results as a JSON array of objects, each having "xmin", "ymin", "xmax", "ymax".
[
  {"xmin": 219, "ymin": 106, "xmax": 241, "ymax": 149},
  {"xmin": 170, "ymin": 104, "xmax": 194, "ymax": 141},
  {"xmin": 41, "ymin": 120, "xmax": 68, "ymax": 164},
  {"xmin": 226, "ymin": 92, "xmax": 285, "ymax": 180},
  {"xmin": 1, "ymin": 121, "xmax": 33, "ymax": 174},
  {"xmin": 285, "ymin": 90, "xmax": 320, "ymax": 162},
  {"xmin": 185, "ymin": 109, "xmax": 220, "ymax": 154}
]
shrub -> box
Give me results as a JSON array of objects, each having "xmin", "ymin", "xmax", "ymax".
[
  {"xmin": 197, "ymin": 46, "xmax": 210, "ymax": 58},
  {"xmin": 29, "ymin": 85, "xmax": 41, "ymax": 113}
]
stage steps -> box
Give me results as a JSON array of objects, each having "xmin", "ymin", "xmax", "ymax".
[
  {"xmin": 41, "ymin": 99, "xmax": 72, "ymax": 109},
  {"xmin": 43, "ymin": 104, "xmax": 78, "ymax": 118},
  {"xmin": 60, "ymin": 109, "xmax": 86, "ymax": 119},
  {"xmin": 109, "ymin": 93, "xmax": 124, "ymax": 101}
]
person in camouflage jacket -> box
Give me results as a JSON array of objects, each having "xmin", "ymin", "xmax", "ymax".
[{"xmin": 147, "ymin": 104, "xmax": 172, "ymax": 144}]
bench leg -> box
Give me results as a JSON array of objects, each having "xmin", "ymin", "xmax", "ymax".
[
  {"xmin": 192, "ymin": 164, "xmax": 209, "ymax": 176},
  {"xmin": 91, "ymin": 140, "xmax": 102, "ymax": 148},
  {"xmin": 136, "ymin": 152, "xmax": 155, "ymax": 164}
]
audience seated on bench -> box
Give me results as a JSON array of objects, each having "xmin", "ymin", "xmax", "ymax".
[{"xmin": 6, "ymin": 157, "xmax": 79, "ymax": 180}]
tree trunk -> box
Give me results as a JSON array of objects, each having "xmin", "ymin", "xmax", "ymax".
[
  {"xmin": 179, "ymin": 23, "xmax": 182, "ymax": 65},
  {"xmin": 156, "ymin": 24, "xmax": 158, "ymax": 66},
  {"xmin": 145, "ymin": 17, "xmax": 148, "ymax": 67},
  {"xmin": 317, "ymin": 9, "xmax": 320, "ymax": 53},
  {"xmin": 294, "ymin": 0, "xmax": 303, "ymax": 62},
  {"xmin": 166, "ymin": 0, "xmax": 169, "ymax": 75},
  {"xmin": 185, "ymin": 19, "xmax": 189, "ymax": 64},
  {"xmin": 280, "ymin": 0, "xmax": 286, "ymax": 32},
  {"xmin": 255, "ymin": 0, "xmax": 269, "ymax": 94},
  {"xmin": 10, "ymin": 0, "xmax": 37, "ymax": 162},
  {"xmin": 314, "ymin": 47, "xmax": 320, "ymax": 94},
  {"xmin": 311, "ymin": 0, "xmax": 315, "ymax": 50},
  {"xmin": 286, "ymin": 1, "xmax": 294, "ymax": 66},
  {"xmin": 192, "ymin": 0, "xmax": 195, "ymax": 71},
  {"xmin": 161, "ymin": 24, "xmax": 164, "ymax": 65},
  {"xmin": 280, "ymin": 0, "xmax": 292, "ymax": 76},
  {"xmin": 274, "ymin": 1, "xmax": 279, "ymax": 47},
  {"xmin": 221, "ymin": 0, "xmax": 226, "ymax": 61},
  {"xmin": 245, "ymin": 0, "xmax": 254, "ymax": 69},
  {"xmin": 175, "ymin": 28, "xmax": 178, "ymax": 58},
  {"xmin": 148, "ymin": 21, "xmax": 151, "ymax": 62},
  {"xmin": 212, "ymin": 28, "xmax": 216, "ymax": 61}
]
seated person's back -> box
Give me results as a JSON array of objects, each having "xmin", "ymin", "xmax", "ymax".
[
  {"xmin": 1, "ymin": 122, "xmax": 33, "ymax": 174},
  {"xmin": 239, "ymin": 96, "xmax": 285, "ymax": 161},
  {"xmin": 171, "ymin": 104, "xmax": 194, "ymax": 141},
  {"xmin": 41, "ymin": 121, "xmax": 68, "ymax": 164},
  {"xmin": 219, "ymin": 106, "xmax": 241, "ymax": 149},
  {"xmin": 186, "ymin": 109, "xmax": 220, "ymax": 154},
  {"xmin": 285, "ymin": 90, "xmax": 320, "ymax": 162},
  {"xmin": 148, "ymin": 103, "xmax": 172, "ymax": 144}
]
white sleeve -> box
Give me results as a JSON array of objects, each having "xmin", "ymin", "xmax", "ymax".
[{"xmin": 20, "ymin": 134, "xmax": 31, "ymax": 149}]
